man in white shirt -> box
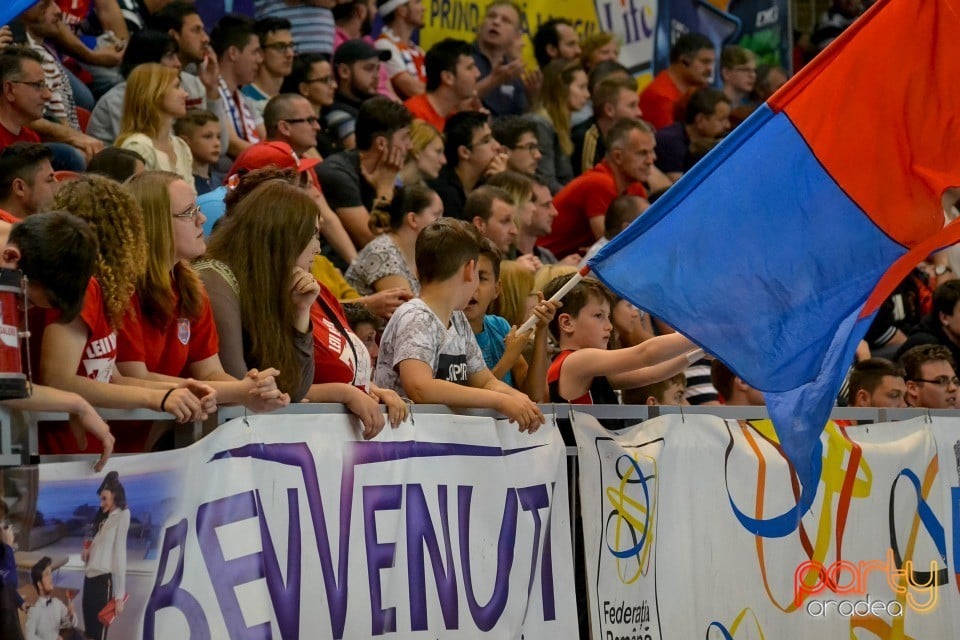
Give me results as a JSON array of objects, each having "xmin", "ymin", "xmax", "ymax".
[
  {"xmin": 374, "ymin": 0, "xmax": 426, "ymax": 99},
  {"xmin": 25, "ymin": 556, "xmax": 79, "ymax": 640}
]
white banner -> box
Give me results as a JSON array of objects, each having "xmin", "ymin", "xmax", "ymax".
[
  {"xmin": 573, "ymin": 412, "xmax": 960, "ymax": 639},
  {"xmin": 10, "ymin": 412, "xmax": 576, "ymax": 639}
]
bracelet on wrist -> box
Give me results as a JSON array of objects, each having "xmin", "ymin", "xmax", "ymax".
[{"xmin": 160, "ymin": 388, "xmax": 175, "ymax": 412}]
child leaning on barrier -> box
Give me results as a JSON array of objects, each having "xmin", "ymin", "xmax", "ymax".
[
  {"xmin": 544, "ymin": 275, "xmax": 700, "ymax": 409},
  {"xmin": 374, "ymin": 219, "xmax": 546, "ymax": 432},
  {"xmin": 0, "ymin": 212, "xmax": 115, "ymax": 471},
  {"xmin": 462, "ymin": 239, "xmax": 559, "ymax": 402}
]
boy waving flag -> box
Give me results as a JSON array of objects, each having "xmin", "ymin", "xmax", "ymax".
[{"xmin": 588, "ymin": 0, "xmax": 960, "ymax": 536}]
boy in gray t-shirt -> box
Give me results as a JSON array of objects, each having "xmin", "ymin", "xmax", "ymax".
[{"xmin": 374, "ymin": 219, "xmax": 544, "ymax": 432}]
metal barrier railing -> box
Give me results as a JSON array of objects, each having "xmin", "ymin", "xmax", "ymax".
[{"xmin": 0, "ymin": 403, "xmax": 954, "ymax": 468}]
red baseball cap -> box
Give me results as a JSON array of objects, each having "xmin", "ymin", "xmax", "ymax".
[{"xmin": 226, "ymin": 141, "xmax": 320, "ymax": 181}]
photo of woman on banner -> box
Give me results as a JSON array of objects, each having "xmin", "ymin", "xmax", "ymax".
[{"xmin": 81, "ymin": 472, "xmax": 129, "ymax": 640}]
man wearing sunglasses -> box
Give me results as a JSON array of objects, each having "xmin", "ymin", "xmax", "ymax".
[
  {"xmin": 264, "ymin": 93, "xmax": 321, "ymax": 161},
  {"xmin": 900, "ymin": 344, "xmax": 959, "ymax": 409}
]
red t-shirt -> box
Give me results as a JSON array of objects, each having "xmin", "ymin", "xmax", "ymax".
[
  {"xmin": 0, "ymin": 124, "xmax": 41, "ymax": 151},
  {"xmin": 638, "ymin": 70, "xmax": 682, "ymax": 130},
  {"xmin": 310, "ymin": 283, "xmax": 371, "ymax": 390},
  {"xmin": 537, "ymin": 160, "xmax": 648, "ymax": 259},
  {"xmin": 38, "ymin": 278, "xmax": 124, "ymax": 454},
  {"xmin": 116, "ymin": 288, "xmax": 220, "ymax": 378},
  {"xmin": 403, "ymin": 94, "xmax": 448, "ymax": 133}
]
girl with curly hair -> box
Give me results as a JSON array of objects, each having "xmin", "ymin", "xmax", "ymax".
[
  {"xmin": 118, "ymin": 171, "xmax": 289, "ymax": 412},
  {"xmin": 116, "ymin": 63, "xmax": 195, "ymax": 189},
  {"xmin": 528, "ymin": 59, "xmax": 591, "ymax": 193},
  {"xmin": 40, "ymin": 175, "xmax": 216, "ymax": 454}
]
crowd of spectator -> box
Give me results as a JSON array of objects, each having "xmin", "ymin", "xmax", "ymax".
[{"xmin": 0, "ymin": 0, "xmax": 936, "ymax": 479}]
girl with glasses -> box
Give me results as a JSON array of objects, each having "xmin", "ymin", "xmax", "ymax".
[{"xmin": 119, "ymin": 171, "xmax": 290, "ymax": 414}]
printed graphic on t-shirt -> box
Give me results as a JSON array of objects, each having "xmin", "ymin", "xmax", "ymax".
[
  {"xmin": 177, "ymin": 318, "xmax": 191, "ymax": 346},
  {"xmin": 83, "ymin": 332, "xmax": 117, "ymax": 382},
  {"xmin": 437, "ymin": 353, "xmax": 468, "ymax": 384}
]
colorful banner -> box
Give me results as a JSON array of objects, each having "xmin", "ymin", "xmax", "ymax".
[
  {"xmin": 573, "ymin": 412, "xmax": 960, "ymax": 638},
  {"xmin": 2, "ymin": 412, "xmax": 576, "ymax": 639},
  {"xmin": 423, "ymin": 0, "xmax": 790, "ymax": 87}
]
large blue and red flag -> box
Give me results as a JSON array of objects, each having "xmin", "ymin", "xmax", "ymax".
[{"xmin": 589, "ymin": 0, "xmax": 960, "ymax": 536}]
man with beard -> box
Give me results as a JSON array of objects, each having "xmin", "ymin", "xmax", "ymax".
[
  {"xmin": 403, "ymin": 38, "xmax": 479, "ymax": 133},
  {"xmin": 325, "ymin": 39, "xmax": 390, "ymax": 150},
  {"xmin": 0, "ymin": 143, "xmax": 56, "ymax": 246},
  {"xmin": 333, "ymin": 0, "xmax": 394, "ymax": 98}
]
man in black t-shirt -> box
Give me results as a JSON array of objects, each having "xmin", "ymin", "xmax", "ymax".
[{"xmin": 317, "ymin": 95, "xmax": 411, "ymax": 250}]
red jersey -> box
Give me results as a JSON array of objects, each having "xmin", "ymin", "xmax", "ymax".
[
  {"xmin": 38, "ymin": 278, "xmax": 126, "ymax": 455},
  {"xmin": 538, "ymin": 160, "xmax": 647, "ymax": 259},
  {"xmin": 0, "ymin": 124, "xmax": 41, "ymax": 151},
  {"xmin": 403, "ymin": 94, "xmax": 448, "ymax": 133},
  {"xmin": 547, "ymin": 349, "xmax": 619, "ymax": 405},
  {"xmin": 116, "ymin": 288, "xmax": 220, "ymax": 378},
  {"xmin": 638, "ymin": 70, "xmax": 682, "ymax": 130},
  {"xmin": 310, "ymin": 283, "xmax": 371, "ymax": 390},
  {"xmin": 70, "ymin": 278, "xmax": 117, "ymax": 381}
]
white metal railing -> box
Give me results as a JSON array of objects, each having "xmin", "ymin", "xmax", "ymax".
[{"xmin": 0, "ymin": 403, "xmax": 954, "ymax": 467}]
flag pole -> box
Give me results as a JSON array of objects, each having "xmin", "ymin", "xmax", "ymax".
[
  {"xmin": 514, "ymin": 264, "xmax": 707, "ymax": 364},
  {"xmin": 516, "ymin": 264, "xmax": 592, "ymax": 336}
]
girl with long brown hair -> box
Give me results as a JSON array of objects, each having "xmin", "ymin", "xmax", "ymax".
[
  {"xmin": 529, "ymin": 59, "xmax": 591, "ymax": 193},
  {"xmin": 118, "ymin": 171, "xmax": 289, "ymax": 411},
  {"xmin": 197, "ymin": 180, "xmax": 320, "ymax": 401}
]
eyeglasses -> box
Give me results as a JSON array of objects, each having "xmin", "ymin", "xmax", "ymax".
[
  {"xmin": 263, "ymin": 42, "xmax": 296, "ymax": 52},
  {"xmin": 909, "ymin": 376, "xmax": 960, "ymax": 388},
  {"xmin": 303, "ymin": 76, "xmax": 335, "ymax": 85},
  {"xmin": 173, "ymin": 203, "xmax": 202, "ymax": 220},
  {"xmin": 513, "ymin": 142, "xmax": 540, "ymax": 152},
  {"xmin": 283, "ymin": 116, "xmax": 320, "ymax": 125},
  {"xmin": 11, "ymin": 80, "xmax": 50, "ymax": 92}
]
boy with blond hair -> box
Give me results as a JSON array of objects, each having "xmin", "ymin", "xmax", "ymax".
[{"xmin": 375, "ymin": 219, "xmax": 544, "ymax": 431}]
